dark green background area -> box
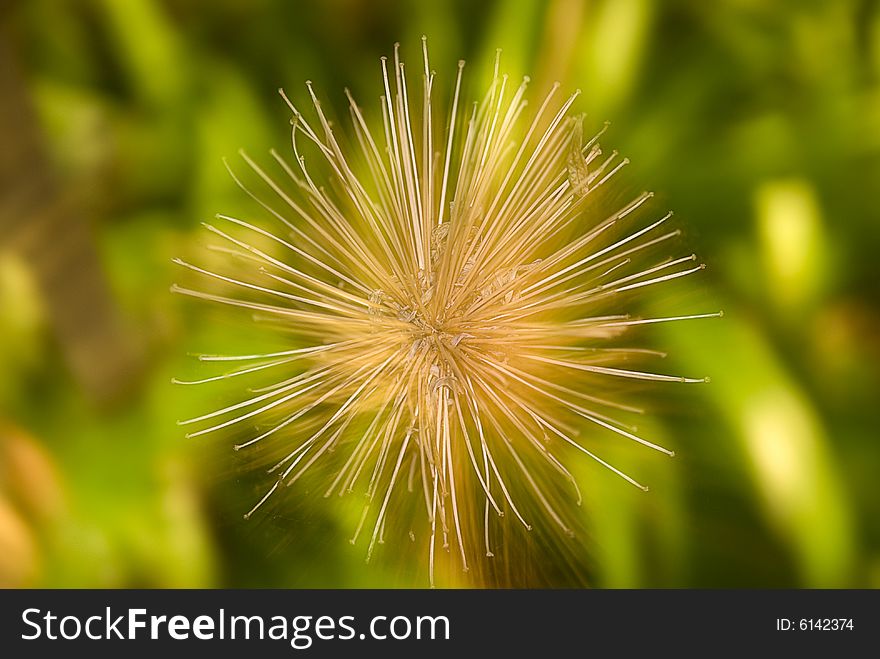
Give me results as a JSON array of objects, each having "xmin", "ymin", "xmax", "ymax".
[{"xmin": 1, "ymin": 0, "xmax": 878, "ymax": 588}]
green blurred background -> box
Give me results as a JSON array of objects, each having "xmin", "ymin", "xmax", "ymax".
[{"xmin": 1, "ymin": 0, "xmax": 879, "ymax": 588}]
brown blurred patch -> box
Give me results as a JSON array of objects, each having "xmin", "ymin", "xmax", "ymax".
[
  {"xmin": 0, "ymin": 9, "xmax": 143, "ymax": 405},
  {"xmin": 0, "ymin": 495, "xmax": 38, "ymax": 587},
  {"xmin": 0, "ymin": 424, "xmax": 65, "ymax": 523},
  {"xmin": 0, "ymin": 423, "xmax": 67, "ymax": 588}
]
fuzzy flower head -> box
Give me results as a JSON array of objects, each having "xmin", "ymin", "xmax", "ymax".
[{"xmin": 174, "ymin": 40, "xmax": 718, "ymax": 586}]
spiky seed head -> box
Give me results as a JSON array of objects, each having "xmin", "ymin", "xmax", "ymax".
[{"xmin": 174, "ymin": 40, "xmax": 718, "ymax": 586}]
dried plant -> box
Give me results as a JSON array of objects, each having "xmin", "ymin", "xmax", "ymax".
[{"xmin": 174, "ymin": 40, "xmax": 719, "ymax": 586}]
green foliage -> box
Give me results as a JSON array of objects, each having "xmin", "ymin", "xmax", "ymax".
[{"xmin": 2, "ymin": 0, "xmax": 878, "ymax": 588}]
